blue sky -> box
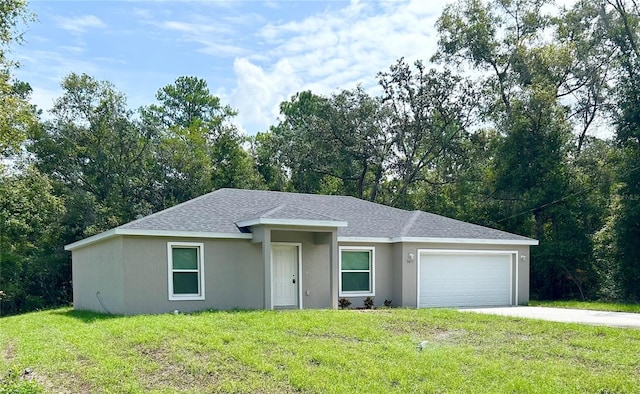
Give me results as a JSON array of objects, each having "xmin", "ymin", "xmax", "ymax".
[{"xmin": 12, "ymin": 0, "xmax": 448, "ymax": 134}]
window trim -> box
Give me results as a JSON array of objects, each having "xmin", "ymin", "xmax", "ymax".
[
  {"xmin": 167, "ymin": 242, "xmax": 205, "ymax": 301},
  {"xmin": 338, "ymin": 246, "xmax": 375, "ymax": 297}
]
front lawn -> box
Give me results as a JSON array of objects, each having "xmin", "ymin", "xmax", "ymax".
[
  {"xmin": 1, "ymin": 308, "xmax": 639, "ymax": 393},
  {"xmin": 529, "ymin": 300, "xmax": 640, "ymax": 313}
]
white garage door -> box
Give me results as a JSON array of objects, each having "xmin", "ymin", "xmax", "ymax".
[{"xmin": 418, "ymin": 251, "xmax": 513, "ymax": 308}]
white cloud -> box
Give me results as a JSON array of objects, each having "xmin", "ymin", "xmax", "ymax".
[
  {"xmin": 230, "ymin": 0, "xmax": 446, "ymax": 134},
  {"xmin": 16, "ymin": 49, "xmax": 100, "ymax": 87},
  {"xmin": 156, "ymin": 18, "xmax": 248, "ymax": 57},
  {"xmin": 230, "ymin": 57, "xmax": 303, "ymax": 133},
  {"xmin": 196, "ymin": 41, "xmax": 248, "ymax": 57},
  {"xmin": 55, "ymin": 15, "xmax": 106, "ymax": 33},
  {"xmin": 59, "ymin": 45, "xmax": 85, "ymax": 54},
  {"xmin": 161, "ymin": 20, "xmax": 229, "ymax": 35},
  {"xmin": 13, "ymin": 48, "xmax": 106, "ymax": 119},
  {"xmin": 133, "ymin": 8, "xmax": 154, "ymax": 20}
]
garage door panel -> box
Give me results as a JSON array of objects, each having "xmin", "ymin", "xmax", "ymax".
[{"xmin": 419, "ymin": 252, "xmax": 512, "ymax": 308}]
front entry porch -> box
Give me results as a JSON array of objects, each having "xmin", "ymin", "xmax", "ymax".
[{"xmin": 249, "ymin": 226, "xmax": 341, "ymax": 310}]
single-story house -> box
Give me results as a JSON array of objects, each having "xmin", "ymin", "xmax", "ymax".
[{"xmin": 65, "ymin": 188, "xmax": 538, "ymax": 315}]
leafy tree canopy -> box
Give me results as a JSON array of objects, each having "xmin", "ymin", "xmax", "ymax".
[{"xmin": 0, "ymin": 0, "xmax": 35, "ymax": 156}]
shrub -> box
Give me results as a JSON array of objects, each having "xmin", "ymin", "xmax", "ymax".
[
  {"xmin": 364, "ymin": 296, "xmax": 374, "ymax": 309},
  {"xmin": 338, "ymin": 298, "xmax": 351, "ymax": 309},
  {"xmin": 384, "ymin": 299, "xmax": 393, "ymax": 307}
]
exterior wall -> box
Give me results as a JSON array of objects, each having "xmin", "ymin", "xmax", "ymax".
[
  {"xmin": 391, "ymin": 243, "xmax": 404, "ymax": 308},
  {"xmin": 71, "ymin": 232, "xmax": 531, "ymax": 315},
  {"xmin": 337, "ymin": 242, "xmax": 396, "ymax": 308},
  {"xmin": 398, "ymin": 242, "xmax": 531, "ymax": 307},
  {"xmin": 120, "ymin": 236, "xmax": 264, "ymax": 315},
  {"xmin": 72, "ymin": 236, "xmax": 125, "ymax": 314},
  {"xmin": 271, "ymin": 230, "xmax": 332, "ymax": 309}
]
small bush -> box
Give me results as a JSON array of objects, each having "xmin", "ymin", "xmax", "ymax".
[
  {"xmin": 363, "ymin": 296, "xmax": 374, "ymax": 309},
  {"xmin": 338, "ymin": 298, "xmax": 351, "ymax": 309},
  {"xmin": 384, "ymin": 299, "xmax": 393, "ymax": 308}
]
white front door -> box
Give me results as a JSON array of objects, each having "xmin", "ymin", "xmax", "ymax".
[{"xmin": 272, "ymin": 244, "xmax": 299, "ymax": 307}]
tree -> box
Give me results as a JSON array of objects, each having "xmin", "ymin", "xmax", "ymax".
[
  {"xmin": 269, "ymin": 91, "xmax": 333, "ymax": 194},
  {"xmin": 0, "ymin": 166, "xmax": 66, "ymax": 315},
  {"xmin": 0, "ymin": 0, "xmax": 36, "ymax": 157},
  {"xmin": 267, "ymin": 62, "xmax": 479, "ymax": 209},
  {"xmin": 435, "ymin": 0, "xmax": 603, "ymax": 299},
  {"xmin": 435, "ymin": 0, "xmax": 611, "ymax": 153},
  {"xmin": 321, "ymin": 87, "xmax": 392, "ymax": 201},
  {"xmin": 251, "ymin": 131, "xmax": 288, "ymax": 191},
  {"xmin": 30, "ymin": 73, "xmax": 155, "ymax": 239},
  {"xmin": 141, "ymin": 76, "xmax": 261, "ymax": 207},
  {"xmin": 412, "ymin": 128, "xmax": 502, "ymax": 223},
  {"xmin": 378, "ymin": 59, "xmax": 478, "ymax": 210},
  {"xmin": 556, "ymin": 1, "xmax": 615, "ymax": 154},
  {"xmin": 603, "ymin": 0, "xmax": 640, "ymax": 299},
  {"xmin": 269, "ymin": 88, "xmax": 391, "ymax": 200}
]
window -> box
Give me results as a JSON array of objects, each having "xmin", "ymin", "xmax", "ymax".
[
  {"xmin": 168, "ymin": 242, "xmax": 204, "ymax": 301},
  {"xmin": 339, "ymin": 247, "xmax": 374, "ymax": 296}
]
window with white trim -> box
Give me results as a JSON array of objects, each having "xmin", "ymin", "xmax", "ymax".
[
  {"xmin": 339, "ymin": 247, "xmax": 375, "ymax": 296},
  {"xmin": 167, "ymin": 242, "xmax": 205, "ymax": 301}
]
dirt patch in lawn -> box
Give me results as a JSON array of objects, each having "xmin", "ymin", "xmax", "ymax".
[
  {"xmin": 431, "ymin": 327, "xmax": 467, "ymax": 343},
  {"xmin": 1, "ymin": 340, "xmax": 16, "ymax": 362},
  {"xmin": 137, "ymin": 345, "xmax": 213, "ymax": 391},
  {"xmin": 383, "ymin": 321, "xmax": 467, "ymax": 345},
  {"xmin": 136, "ymin": 345, "xmax": 299, "ymax": 393},
  {"xmin": 43, "ymin": 370, "xmax": 95, "ymax": 394}
]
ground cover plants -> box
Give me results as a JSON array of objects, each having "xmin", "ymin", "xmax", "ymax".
[{"xmin": 1, "ymin": 308, "xmax": 639, "ymax": 393}]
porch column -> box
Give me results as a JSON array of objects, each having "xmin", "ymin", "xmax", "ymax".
[
  {"xmin": 262, "ymin": 227, "xmax": 272, "ymax": 309},
  {"xmin": 329, "ymin": 229, "xmax": 339, "ymax": 309}
]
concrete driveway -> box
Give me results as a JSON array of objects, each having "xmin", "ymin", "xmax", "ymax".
[{"xmin": 459, "ymin": 306, "xmax": 640, "ymax": 328}]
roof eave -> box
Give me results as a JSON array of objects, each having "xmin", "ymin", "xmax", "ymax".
[
  {"xmin": 64, "ymin": 229, "xmax": 118, "ymax": 251},
  {"xmin": 65, "ymin": 229, "xmax": 538, "ymax": 252},
  {"xmin": 64, "ymin": 229, "xmax": 252, "ymax": 251},
  {"xmin": 338, "ymin": 236, "xmax": 539, "ymax": 245}
]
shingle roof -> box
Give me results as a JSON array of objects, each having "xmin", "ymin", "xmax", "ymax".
[
  {"xmin": 117, "ymin": 188, "xmax": 535, "ymax": 242},
  {"xmin": 237, "ymin": 204, "xmax": 345, "ymax": 222}
]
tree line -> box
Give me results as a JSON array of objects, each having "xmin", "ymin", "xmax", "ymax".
[{"xmin": 1, "ymin": 0, "xmax": 639, "ymax": 315}]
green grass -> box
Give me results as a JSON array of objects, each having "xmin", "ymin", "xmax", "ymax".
[
  {"xmin": 529, "ymin": 300, "xmax": 640, "ymax": 313},
  {"xmin": 1, "ymin": 308, "xmax": 639, "ymax": 393}
]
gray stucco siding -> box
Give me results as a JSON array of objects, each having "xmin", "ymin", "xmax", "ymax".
[
  {"xmin": 119, "ymin": 231, "xmax": 337, "ymax": 314},
  {"xmin": 120, "ymin": 236, "xmax": 264, "ymax": 315},
  {"xmin": 72, "ymin": 236, "xmax": 125, "ymax": 314},
  {"xmin": 70, "ymin": 233, "xmax": 531, "ymax": 315},
  {"xmin": 391, "ymin": 243, "xmax": 404, "ymax": 309}
]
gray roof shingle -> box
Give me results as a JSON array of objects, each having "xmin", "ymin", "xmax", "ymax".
[
  {"xmin": 118, "ymin": 188, "xmax": 535, "ymax": 242},
  {"xmin": 237, "ymin": 204, "xmax": 345, "ymax": 223}
]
